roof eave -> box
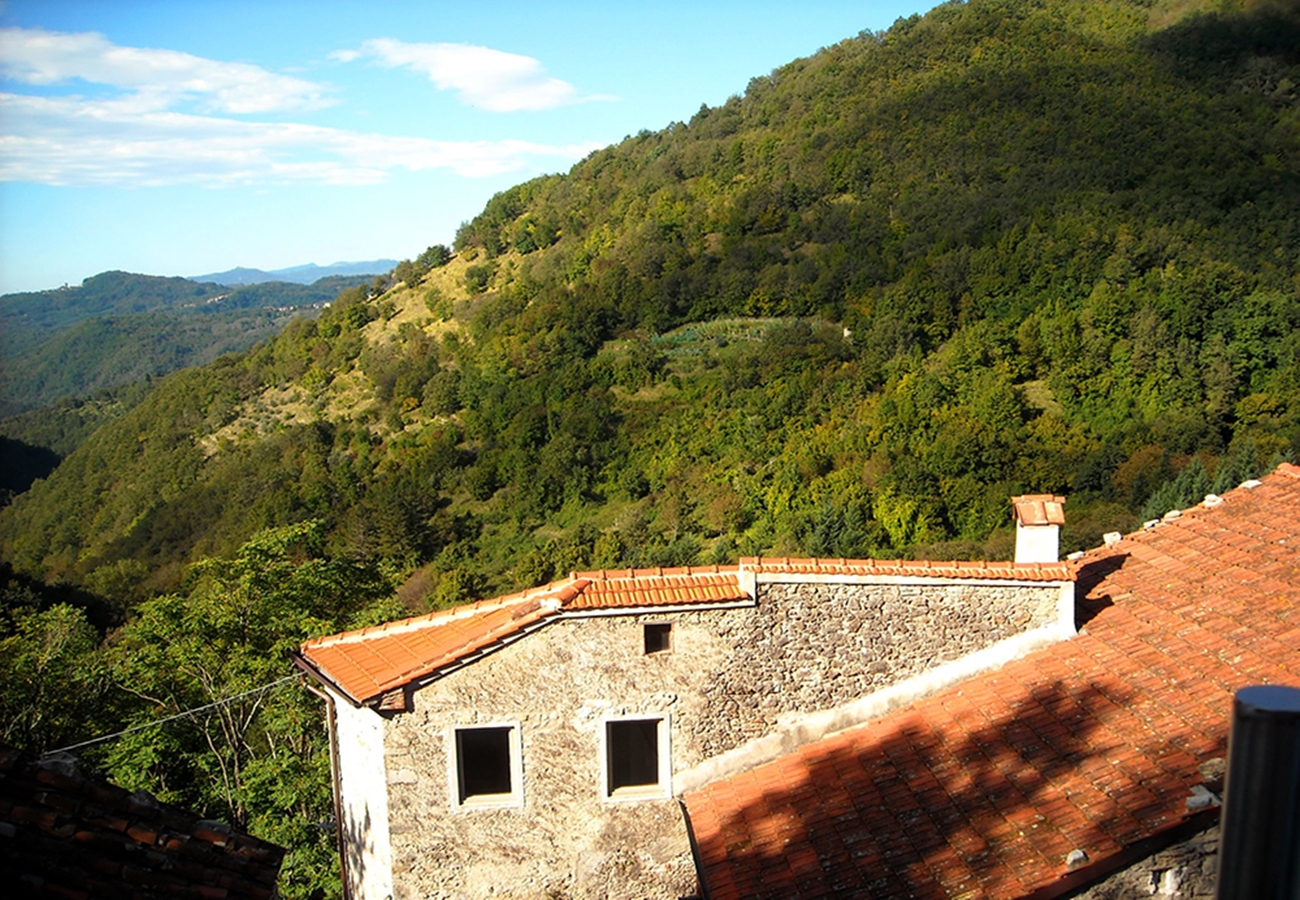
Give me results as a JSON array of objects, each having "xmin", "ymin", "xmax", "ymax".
[{"xmin": 289, "ymin": 649, "xmax": 367, "ymax": 708}]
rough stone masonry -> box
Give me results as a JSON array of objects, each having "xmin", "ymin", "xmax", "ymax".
[{"xmin": 374, "ymin": 575, "xmax": 1063, "ymax": 899}]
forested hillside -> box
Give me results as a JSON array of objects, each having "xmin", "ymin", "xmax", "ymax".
[
  {"xmin": 8, "ymin": 0, "xmax": 1296, "ymax": 593},
  {"xmin": 0, "ymin": 271, "xmax": 371, "ymax": 415},
  {"xmin": 2, "ymin": 1, "xmax": 1298, "ymax": 894}
]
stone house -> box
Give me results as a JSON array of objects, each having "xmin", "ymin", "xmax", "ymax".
[
  {"xmin": 294, "ymin": 497, "xmax": 1076, "ymax": 899},
  {"xmin": 294, "ymin": 471, "xmax": 1300, "ymax": 898}
]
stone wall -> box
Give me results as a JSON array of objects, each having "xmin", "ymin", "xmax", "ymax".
[
  {"xmin": 1071, "ymin": 825, "xmax": 1219, "ymax": 898},
  {"xmin": 697, "ymin": 581, "xmax": 1062, "ymax": 758},
  {"xmin": 380, "ymin": 577, "xmax": 1064, "ymax": 900},
  {"xmin": 383, "ymin": 610, "xmax": 728, "ymax": 900}
]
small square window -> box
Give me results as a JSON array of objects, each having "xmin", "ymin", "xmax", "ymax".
[
  {"xmin": 602, "ymin": 716, "xmax": 670, "ymax": 801},
  {"xmin": 451, "ymin": 724, "xmax": 522, "ymax": 809},
  {"xmin": 644, "ymin": 622, "xmax": 672, "ymax": 654}
]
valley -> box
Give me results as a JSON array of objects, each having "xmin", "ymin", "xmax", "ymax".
[{"xmin": 1, "ymin": 1, "xmax": 1298, "ymax": 896}]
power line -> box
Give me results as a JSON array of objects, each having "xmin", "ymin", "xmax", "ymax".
[{"xmin": 43, "ymin": 675, "xmax": 298, "ymax": 757}]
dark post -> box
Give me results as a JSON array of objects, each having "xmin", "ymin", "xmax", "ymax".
[{"xmin": 1215, "ymin": 685, "xmax": 1300, "ymax": 900}]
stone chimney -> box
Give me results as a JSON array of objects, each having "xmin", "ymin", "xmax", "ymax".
[{"xmin": 1012, "ymin": 494, "xmax": 1066, "ymax": 564}]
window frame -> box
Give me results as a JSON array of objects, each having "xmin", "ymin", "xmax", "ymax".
[
  {"xmin": 599, "ymin": 714, "xmax": 672, "ymax": 802},
  {"xmin": 643, "ymin": 621, "xmax": 673, "ymax": 654},
  {"xmin": 447, "ymin": 722, "xmax": 524, "ymax": 811}
]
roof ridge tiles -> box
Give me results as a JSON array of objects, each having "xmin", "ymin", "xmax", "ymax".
[
  {"xmin": 302, "ymin": 578, "xmax": 578, "ymax": 649},
  {"xmin": 1075, "ymin": 462, "xmax": 1300, "ymax": 560},
  {"xmin": 570, "ymin": 564, "xmax": 740, "ymax": 582},
  {"xmin": 737, "ymin": 555, "xmax": 1072, "ymax": 581}
]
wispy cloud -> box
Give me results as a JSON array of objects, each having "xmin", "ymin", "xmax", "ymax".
[
  {"xmin": 0, "ymin": 26, "xmax": 333, "ymax": 114},
  {"xmin": 335, "ymin": 38, "xmax": 613, "ymax": 112},
  {"xmin": 0, "ymin": 93, "xmax": 601, "ymax": 186},
  {"xmin": 0, "ymin": 27, "xmax": 601, "ymax": 187}
]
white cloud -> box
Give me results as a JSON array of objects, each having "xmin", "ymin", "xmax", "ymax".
[
  {"xmin": 0, "ymin": 92, "xmax": 600, "ymax": 187},
  {"xmin": 0, "ymin": 26, "xmax": 333, "ymax": 113},
  {"xmin": 0, "ymin": 28, "xmax": 603, "ymax": 187},
  {"xmin": 337, "ymin": 38, "xmax": 611, "ymax": 112}
]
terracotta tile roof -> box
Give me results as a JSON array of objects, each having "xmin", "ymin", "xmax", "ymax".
[
  {"xmin": 685, "ymin": 464, "xmax": 1300, "ymax": 899},
  {"xmin": 565, "ymin": 565, "xmax": 747, "ymax": 610},
  {"xmin": 297, "ymin": 565, "xmax": 750, "ymax": 704},
  {"xmin": 298, "ymin": 551, "xmax": 1077, "ymax": 705},
  {"xmin": 741, "ymin": 556, "xmax": 1073, "ymax": 582},
  {"xmin": 0, "ymin": 744, "xmax": 284, "ymax": 899},
  {"xmin": 1013, "ymin": 494, "xmax": 1067, "ymax": 527},
  {"xmin": 298, "ymin": 586, "xmax": 571, "ymax": 704}
]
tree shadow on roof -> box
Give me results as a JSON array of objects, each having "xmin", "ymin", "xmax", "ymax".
[{"xmin": 688, "ymin": 675, "xmax": 1209, "ymax": 899}]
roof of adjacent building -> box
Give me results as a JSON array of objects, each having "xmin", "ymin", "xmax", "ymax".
[
  {"xmin": 296, "ymin": 556, "xmax": 1073, "ymax": 706},
  {"xmin": 685, "ymin": 463, "xmax": 1300, "ymax": 899},
  {"xmin": 0, "ymin": 745, "xmax": 284, "ymax": 900}
]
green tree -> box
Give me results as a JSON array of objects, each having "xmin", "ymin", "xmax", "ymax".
[
  {"xmin": 0, "ymin": 602, "xmax": 108, "ymax": 753},
  {"xmin": 101, "ymin": 522, "xmax": 399, "ymax": 899}
]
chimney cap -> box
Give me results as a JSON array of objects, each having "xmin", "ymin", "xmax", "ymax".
[{"xmin": 1012, "ymin": 494, "xmax": 1066, "ymax": 526}]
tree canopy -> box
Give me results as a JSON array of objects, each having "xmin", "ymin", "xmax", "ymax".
[{"xmin": 1, "ymin": 2, "xmax": 1298, "ymax": 893}]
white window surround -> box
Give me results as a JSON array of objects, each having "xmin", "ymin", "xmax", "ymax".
[
  {"xmin": 600, "ymin": 714, "xmax": 672, "ymax": 802},
  {"xmin": 447, "ymin": 722, "xmax": 524, "ymax": 811}
]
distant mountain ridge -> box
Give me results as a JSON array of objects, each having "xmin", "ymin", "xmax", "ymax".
[
  {"xmin": 0, "ymin": 269, "xmax": 372, "ymax": 416},
  {"xmin": 190, "ymin": 260, "xmax": 398, "ymax": 286}
]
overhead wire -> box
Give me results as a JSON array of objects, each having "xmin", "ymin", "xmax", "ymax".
[{"xmin": 43, "ymin": 675, "xmax": 298, "ymax": 757}]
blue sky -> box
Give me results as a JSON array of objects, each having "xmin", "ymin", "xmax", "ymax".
[{"xmin": 0, "ymin": 1, "xmax": 940, "ymax": 294}]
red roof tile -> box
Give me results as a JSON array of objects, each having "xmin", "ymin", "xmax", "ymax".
[
  {"xmin": 740, "ymin": 556, "xmax": 1073, "ymax": 582},
  {"xmin": 1013, "ymin": 494, "xmax": 1068, "ymax": 527},
  {"xmin": 686, "ymin": 464, "xmax": 1300, "ymax": 899},
  {"xmin": 565, "ymin": 565, "xmax": 747, "ymax": 610},
  {"xmin": 298, "ymin": 586, "xmax": 570, "ymax": 704},
  {"xmin": 298, "ymin": 555, "xmax": 1074, "ymax": 704},
  {"xmin": 297, "ymin": 566, "xmax": 751, "ymax": 703}
]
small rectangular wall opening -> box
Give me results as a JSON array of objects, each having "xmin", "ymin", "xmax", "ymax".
[
  {"xmin": 453, "ymin": 725, "xmax": 521, "ymax": 809},
  {"xmin": 603, "ymin": 716, "xmax": 669, "ymax": 800},
  {"xmin": 644, "ymin": 622, "xmax": 672, "ymax": 654}
]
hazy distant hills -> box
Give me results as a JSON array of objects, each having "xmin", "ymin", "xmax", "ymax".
[
  {"xmin": 0, "ymin": 269, "xmax": 373, "ymax": 416},
  {"xmin": 191, "ymin": 260, "xmax": 398, "ymax": 286},
  {"xmin": 2, "ymin": 0, "xmax": 1298, "ymax": 605}
]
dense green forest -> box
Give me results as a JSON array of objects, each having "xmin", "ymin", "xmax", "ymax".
[
  {"xmin": 0, "ymin": 271, "xmax": 372, "ymax": 415},
  {"xmin": 2, "ymin": 0, "xmax": 1299, "ymax": 895}
]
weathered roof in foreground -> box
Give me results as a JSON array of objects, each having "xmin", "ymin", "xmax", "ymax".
[
  {"xmin": 0, "ymin": 745, "xmax": 284, "ymax": 899},
  {"xmin": 296, "ymin": 556, "xmax": 1073, "ymax": 706},
  {"xmin": 685, "ymin": 464, "xmax": 1300, "ymax": 899}
]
